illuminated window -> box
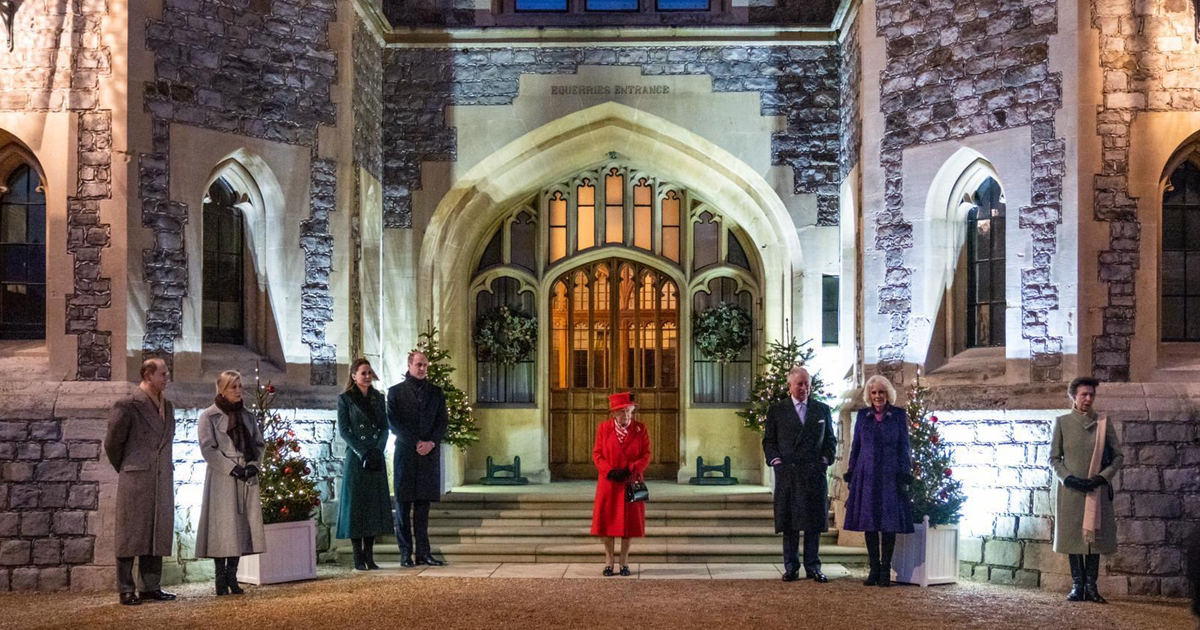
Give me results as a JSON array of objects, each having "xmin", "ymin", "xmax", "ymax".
[
  {"xmin": 605, "ymin": 169, "xmax": 624, "ymax": 244},
  {"xmin": 577, "ymin": 181, "xmax": 596, "ymax": 251},
  {"xmin": 633, "ymin": 179, "xmax": 652, "ymax": 251},
  {"xmin": 549, "ymin": 191, "xmax": 567, "ymax": 263},
  {"xmin": 661, "ymin": 190, "xmax": 681, "ymax": 263}
]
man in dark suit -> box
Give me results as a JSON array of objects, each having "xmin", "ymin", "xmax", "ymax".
[
  {"xmin": 103, "ymin": 358, "xmax": 178, "ymax": 605},
  {"xmin": 387, "ymin": 350, "xmax": 449, "ymax": 568},
  {"xmin": 763, "ymin": 366, "xmax": 836, "ymax": 583}
]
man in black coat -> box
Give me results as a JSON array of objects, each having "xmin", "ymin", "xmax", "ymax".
[
  {"xmin": 763, "ymin": 366, "xmax": 836, "ymax": 583},
  {"xmin": 387, "ymin": 350, "xmax": 449, "ymax": 567}
]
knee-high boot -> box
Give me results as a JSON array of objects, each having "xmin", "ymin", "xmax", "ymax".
[
  {"xmin": 863, "ymin": 532, "xmax": 880, "ymax": 586},
  {"xmin": 1067, "ymin": 554, "xmax": 1086, "ymax": 601},
  {"xmin": 879, "ymin": 533, "xmax": 896, "ymax": 587},
  {"xmin": 1084, "ymin": 554, "xmax": 1106, "ymax": 604},
  {"xmin": 226, "ymin": 557, "xmax": 244, "ymax": 595},
  {"xmin": 213, "ymin": 557, "xmax": 228, "ymax": 596},
  {"xmin": 364, "ymin": 536, "xmax": 379, "ymax": 570},
  {"xmin": 351, "ymin": 537, "xmax": 367, "ymax": 571}
]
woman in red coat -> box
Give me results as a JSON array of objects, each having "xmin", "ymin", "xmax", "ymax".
[{"xmin": 591, "ymin": 392, "xmax": 651, "ymax": 576}]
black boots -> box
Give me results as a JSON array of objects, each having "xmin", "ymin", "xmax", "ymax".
[
  {"xmin": 351, "ymin": 538, "xmax": 368, "ymax": 571},
  {"xmin": 879, "ymin": 533, "xmax": 895, "ymax": 587},
  {"xmin": 1067, "ymin": 554, "xmax": 1086, "ymax": 602},
  {"xmin": 212, "ymin": 557, "xmax": 242, "ymax": 595},
  {"xmin": 864, "ymin": 532, "xmax": 880, "ymax": 586},
  {"xmin": 213, "ymin": 558, "xmax": 228, "ymax": 596},
  {"xmin": 226, "ymin": 557, "xmax": 244, "ymax": 595},
  {"xmin": 1084, "ymin": 554, "xmax": 1106, "ymax": 604},
  {"xmin": 364, "ymin": 536, "xmax": 380, "ymax": 570}
]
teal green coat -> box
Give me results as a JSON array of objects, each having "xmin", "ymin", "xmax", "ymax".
[{"xmin": 336, "ymin": 387, "xmax": 394, "ymax": 539}]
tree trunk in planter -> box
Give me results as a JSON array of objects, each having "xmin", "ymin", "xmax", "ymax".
[
  {"xmin": 236, "ymin": 520, "xmax": 318, "ymax": 585},
  {"xmin": 892, "ymin": 515, "xmax": 959, "ymax": 587}
]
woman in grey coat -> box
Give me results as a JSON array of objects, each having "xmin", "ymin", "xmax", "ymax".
[
  {"xmin": 196, "ymin": 370, "xmax": 266, "ymax": 596},
  {"xmin": 1050, "ymin": 376, "xmax": 1123, "ymax": 604}
]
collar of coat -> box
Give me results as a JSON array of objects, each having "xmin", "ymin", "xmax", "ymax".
[
  {"xmin": 1070, "ymin": 408, "xmax": 1098, "ymax": 429},
  {"xmin": 346, "ymin": 386, "xmax": 382, "ymax": 421}
]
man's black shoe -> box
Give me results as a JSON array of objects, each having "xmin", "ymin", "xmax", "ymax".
[
  {"xmin": 400, "ymin": 556, "xmax": 416, "ymax": 568},
  {"xmin": 782, "ymin": 570, "xmax": 799, "ymax": 582},
  {"xmin": 119, "ymin": 592, "xmax": 142, "ymax": 606},
  {"xmin": 416, "ymin": 555, "xmax": 445, "ymax": 566},
  {"xmin": 806, "ymin": 571, "xmax": 828, "ymax": 583},
  {"xmin": 138, "ymin": 589, "xmax": 177, "ymax": 601}
]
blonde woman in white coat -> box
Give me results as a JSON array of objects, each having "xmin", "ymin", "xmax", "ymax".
[{"xmin": 196, "ymin": 370, "xmax": 265, "ymax": 596}]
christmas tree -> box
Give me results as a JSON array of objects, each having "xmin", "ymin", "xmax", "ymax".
[
  {"xmin": 905, "ymin": 373, "xmax": 966, "ymax": 526},
  {"xmin": 737, "ymin": 336, "xmax": 830, "ymax": 432},
  {"xmin": 415, "ymin": 323, "xmax": 480, "ymax": 450},
  {"xmin": 251, "ymin": 367, "xmax": 321, "ymax": 524}
]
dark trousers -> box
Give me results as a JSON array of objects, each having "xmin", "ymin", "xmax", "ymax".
[
  {"xmin": 116, "ymin": 555, "xmax": 162, "ymax": 594},
  {"xmin": 782, "ymin": 530, "xmax": 821, "ymax": 574},
  {"xmin": 395, "ymin": 500, "xmax": 431, "ymax": 557}
]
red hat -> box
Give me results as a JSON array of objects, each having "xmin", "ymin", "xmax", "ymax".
[{"xmin": 608, "ymin": 392, "xmax": 636, "ymax": 412}]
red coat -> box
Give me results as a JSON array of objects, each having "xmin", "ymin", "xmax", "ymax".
[{"xmin": 590, "ymin": 419, "xmax": 651, "ymax": 538}]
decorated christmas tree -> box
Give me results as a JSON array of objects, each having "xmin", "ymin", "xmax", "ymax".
[
  {"xmin": 251, "ymin": 367, "xmax": 321, "ymax": 524},
  {"xmin": 416, "ymin": 323, "xmax": 480, "ymax": 450},
  {"xmin": 905, "ymin": 373, "xmax": 966, "ymax": 526},
  {"xmin": 737, "ymin": 336, "xmax": 830, "ymax": 432}
]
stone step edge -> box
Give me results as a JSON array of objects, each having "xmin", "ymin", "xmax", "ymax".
[{"xmin": 334, "ymin": 543, "xmax": 865, "ymax": 555}]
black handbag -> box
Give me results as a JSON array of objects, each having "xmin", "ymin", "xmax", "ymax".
[{"xmin": 625, "ymin": 478, "xmax": 649, "ymax": 503}]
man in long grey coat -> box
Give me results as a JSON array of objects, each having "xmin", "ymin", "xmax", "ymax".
[
  {"xmin": 1050, "ymin": 376, "xmax": 1123, "ymax": 604},
  {"xmin": 387, "ymin": 350, "xmax": 448, "ymax": 567},
  {"xmin": 104, "ymin": 358, "xmax": 177, "ymax": 605}
]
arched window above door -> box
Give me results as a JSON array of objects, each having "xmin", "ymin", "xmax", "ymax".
[{"xmin": 471, "ymin": 162, "xmax": 763, "ymax": 407}]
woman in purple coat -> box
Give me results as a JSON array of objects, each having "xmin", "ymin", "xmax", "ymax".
[{"xmin": 843, "ymin": 374, "xmax": 914, "ymax": 587}]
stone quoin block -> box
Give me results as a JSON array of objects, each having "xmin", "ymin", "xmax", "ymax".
[{"xmin": 983, "ymin": 539, "xmax": 1022, "ymax": 567}]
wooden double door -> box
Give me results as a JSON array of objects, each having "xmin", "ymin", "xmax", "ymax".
[{"xmin": 549, "ymin": 259, "xmax": 680, "ymax": 479}]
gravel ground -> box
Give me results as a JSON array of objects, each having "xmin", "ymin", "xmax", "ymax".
[{"xmin": 0, "ymin": 566, "xmax": 1192, "ymax": 630}]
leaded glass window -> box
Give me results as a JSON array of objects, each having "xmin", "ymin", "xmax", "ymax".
[
  {"xmin": 1162, "ymin": 160, "xmax": 1200, "ymax": 341},
  {"xmin": 202, "ymin": 179, "xmax": 245, "ymax": 345},
  {"xmin": 476, "ymin": 277, "xmax": 536, "ymax": 403},
  {"xmin": 0, "ymin": 164, "xmax": 46, "ymax": 339},
  {"xmin": 966, "ymin": 177, "xmax": 1005, "ymax": 348}
]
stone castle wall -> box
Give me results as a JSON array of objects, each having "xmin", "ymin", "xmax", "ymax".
[
  {"xmin": 0, "ymin": 0, "xmax": 115, "ymax": 380},
  {"xmin": 930, "ymin": 383, "xmax": 1196, "ymax": 597}
]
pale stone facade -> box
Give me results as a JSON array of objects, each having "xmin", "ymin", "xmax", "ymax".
[{"xmin": 0, "ymin": 0, "xmax": 1194, "ymax": 598}]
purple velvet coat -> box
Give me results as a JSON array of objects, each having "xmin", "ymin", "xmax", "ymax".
[{"xmin": 843, "ymin": 404, "xmax": 915, "ymax": 534}]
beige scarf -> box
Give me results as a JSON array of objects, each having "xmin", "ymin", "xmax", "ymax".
[{"xmin": 1082, "ymin": 414, "xmax": 1106, "ymax": 544}]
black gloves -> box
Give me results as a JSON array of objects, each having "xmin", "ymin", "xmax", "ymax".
[
  {"xmin": 842, "ymin": 471, "xmax": 852, "ymax": 483},
  {"xmin": 244, "ymin": 464, "xmax": 259, "ymax": 479},
  {"xmin": 1089, "ymin": 475, "xmax": 1108, "ymax": 488},
  {"xmin": 230, "ymin": 465, "xmax": 246, "ymax": 479},
  {"xmin": 606, "ymin": 468, "xmax": 630, "ymax": 483},
  {"xmin": 363, "ymin": 448, "xmax": 386, "ymax": 472},
  {"xmin": 1063, "ymin": 475, "xmax": 1091, "ymax": 492}
]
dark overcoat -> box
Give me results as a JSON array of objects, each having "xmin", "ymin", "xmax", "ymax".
[
  {"xmin": 763, "ymin": 397, "xmax": 837, "ymax": 534},
  {"xmin": 336, "ymin": 387, "xmax": 394, "ymax": 538},
  {"xmin": 843, "ymin": 405, "xmax": 915, "ymax": 534},
  {"xmin": 104, "ymin": 388, "xmax": 176, "ymax": 558},
  {"xmin": 387, "ymin": 376, "xmax": 448, "ymax": 503}
]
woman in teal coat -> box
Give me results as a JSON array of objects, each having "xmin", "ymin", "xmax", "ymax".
[{"xmin": 337, "ymin": 358, "xmax": 394, "ymax": 570}]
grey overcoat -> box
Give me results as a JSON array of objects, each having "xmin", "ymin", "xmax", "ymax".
[
  {"xmin": 195, "ymin": 405, "xmax": 266, "ymax": 558},
  {"xmin": 104, "ymin": 388, "xmax": 176, "ymax": 558},
  {"xmin": 1049, "ymin": 410, "xmax": 1124, "ymax": 554}
]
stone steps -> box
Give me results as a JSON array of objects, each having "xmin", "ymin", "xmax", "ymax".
[{"xmin": 335, "ymin": 485, "xmax": 862, "ymax": 566}]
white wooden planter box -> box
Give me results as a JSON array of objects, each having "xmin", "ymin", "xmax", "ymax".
[
  {"xmin": 236, "ymin": 519, "xmax": 318, "ymax": 585},
  {"xmin": 892, "ymin": 515, "xmax": 959, "ymax": 587}
]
